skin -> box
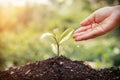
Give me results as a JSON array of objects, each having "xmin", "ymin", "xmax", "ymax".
[{"xmin": 73, "ymin": 6, "xmax": 120, "ymax": 41}]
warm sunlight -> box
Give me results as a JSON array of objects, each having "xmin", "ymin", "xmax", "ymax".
[{"xmin": 0, "ymin": 0, "xmax": 50, "ymax": 6}]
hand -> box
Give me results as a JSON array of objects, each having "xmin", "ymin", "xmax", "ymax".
[{"xmin": 73, "ymin": 6, "xmax": 120, "ymax": 41}]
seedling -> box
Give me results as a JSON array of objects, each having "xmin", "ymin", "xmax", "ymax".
[{"xmin": 41, "ymin": 28, "xmax": 74, "ymax": 56}]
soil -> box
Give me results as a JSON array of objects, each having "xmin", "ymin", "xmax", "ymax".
[{"xmin": 0, "ymin": 56, "xmax": 120, "ymax": 80}]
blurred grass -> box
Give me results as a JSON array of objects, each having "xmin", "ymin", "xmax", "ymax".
[{"xmin": 0, "ymin": 0, "xmax": 120, "ymax": 70}]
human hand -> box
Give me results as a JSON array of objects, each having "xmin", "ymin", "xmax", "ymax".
[{"xmin": 73, "ymin": 6, "xmax": 120, "ymax": 41}]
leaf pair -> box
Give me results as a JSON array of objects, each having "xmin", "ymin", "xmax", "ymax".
[
  {"xmin": 40, "ymin": 28, "xmax": 74, "ymax": 56},
  {"xmin": 59, "ymin": 28, "xmax": 74, "ymax": 44}
]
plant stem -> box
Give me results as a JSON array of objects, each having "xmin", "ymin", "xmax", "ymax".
[
  {"xmin": 53, "ymin": 37, "xmax": 60, "ymax": 56},
  {"xmin": 57, "ymin": 44, "xmax": 60, "ymax": 56}
]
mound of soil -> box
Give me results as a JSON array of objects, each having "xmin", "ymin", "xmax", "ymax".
[{"xmin": 0, "ymin": 56, "xmax": 120, "ymax": 80}]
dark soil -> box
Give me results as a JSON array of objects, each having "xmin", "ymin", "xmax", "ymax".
[{"xmin": 0, "ymin": 56, "xmax": 120, "ymax": 80}]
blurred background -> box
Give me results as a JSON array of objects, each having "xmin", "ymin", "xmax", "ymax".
[{"xmin": 0, "ymin": 0, "xmax": 120, "ymax": 70}]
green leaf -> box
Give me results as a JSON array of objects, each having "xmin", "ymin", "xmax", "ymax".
[
  {"xmin": 59, "ymin": 28, "xmax": 74, "ymax": 44},
  {"xmin": 40, "ymin": 33, "xmax": 54, "ymax": 39},
  {"xmin": 51, "ymin": 44, "xmax": 57, "ymax": 54}
]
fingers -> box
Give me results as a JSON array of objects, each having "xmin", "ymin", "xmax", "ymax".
[
  {"xmin": 73, "ymin": 17, "xmax": 112, "ymax": 41},
  {"xmin": 80, "ymin": 13, "xmax": 95, "ymax": 26},
  {"xmin": 73, "ymin": 23, "xmax": 97, "ymax": 39},
  {"xmin": 74, "ymin": 27, "xmax": 104, "ymax": 41},
  {"xmin": 73, "ymin": 29, "xmax": 92, "ymax": 38},
  {"xmin": 74, "ymin": 25, "xmax": 91, "ymax": 33},
  {"xmin": 73, "ymin": 23, "xmax": 106, "ymax": 41}
]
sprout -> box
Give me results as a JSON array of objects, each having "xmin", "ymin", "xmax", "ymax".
[{"xmin": 40, "ymin": 28, "xmax": 74, "ymax": 56}]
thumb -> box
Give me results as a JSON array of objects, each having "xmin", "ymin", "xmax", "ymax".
[{"xmin": 80, "ymin": 13, "xmax": 95, "ymax": 26}]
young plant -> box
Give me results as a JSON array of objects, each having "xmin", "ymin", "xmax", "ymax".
[{"xmin": 41, "ymin": 28, "xmax": 74, "ymax": 56}]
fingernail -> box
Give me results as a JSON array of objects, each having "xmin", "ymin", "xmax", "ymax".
[
  {"xmin": 80, "ymin": 22, "xmax": 84, "ymax": 26},
  {"xmin": 74, "ymin": 30, "xmax": 80, "ymax": 33},
  {"xmin": 73, "ymin": 36, "xmax": 75, "ymax": 38},
  {"xmin": 73, "ymin": 34, "xmax": 77, "ymax": 38},
  {"xmin": 75, "ymin": 38, "xmax": 82, "ymax": 41}
]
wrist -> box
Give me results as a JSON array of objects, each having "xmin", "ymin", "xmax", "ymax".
[{"xmin": 114, "ymin": 6, "xmax": 120, "ymax": 25}]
